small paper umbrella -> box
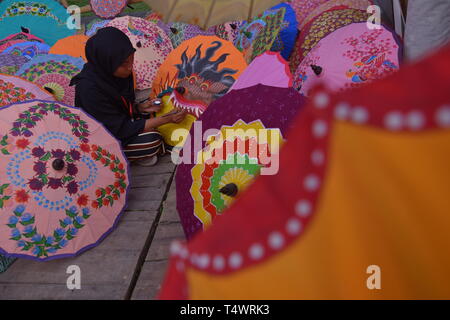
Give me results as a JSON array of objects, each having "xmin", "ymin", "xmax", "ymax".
[
  {"xmin": 294, "ymin": 22, "xmax": 402, "ymax": 96},
  {"xmin": 175, "ymin": 84, "xmax": 306, "ymax": 239},
  {"xmin": 0, "ymin": 74, "xmax": 55, "ymax": 108},
  {"xmin": 0, "ymin": 0, "xmax": 76, "ymax": 46},
  {"xmin": 289, "ymin": 7, "xmax": 370, "ymax": 73},
  {"xmin": 266, "ymin": 2, "xmax": 298, "ymax": 60},
  {"xmin": 16, "ymin": 54, "xmax": 85, "ymax": 106},
  {"xmin": 85, "ymin": 18, "xmax": 111, "ymax": 37},
  {"xmin": 90, "ymin": 0, "xmax": 128, "ymax": 19},
  {"xmin": 0, "ymin": 52, "xmax": 29, "ymax": 75},
  {"xmin": 2, "ymin": 41, "xmax": 50, "ymax": 59},
  {"xmin": 106, "ymin": 16, "xmax": 173, "ymax": 90},
  {"xmin": 230, "ymin": 51, "xmax": 292, "ymax": 90},
  {"xmin": 0, "ymin": 100, "xmax": 130, "ymax": 261},
  {"xmin": 0, "ymin": 31, "xmax": 44, "ymax": 53},
  {"xmin": 159, "ymin": 43, "xmax": 450, "ymax": 300},
  {"xmin": 213, "ymin": 20, "xmax": 246, "ymax": 45},
  {"xmin": 49, "ymin": 35, "xmax": 89, "ymax": 62}
]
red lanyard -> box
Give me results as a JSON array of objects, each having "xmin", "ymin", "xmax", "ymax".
[{"xmin": 121, "ymin": 96, "xmax": 133, "ymax": 118}]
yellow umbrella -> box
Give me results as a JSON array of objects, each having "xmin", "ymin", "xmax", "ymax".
[{"xmin": 143, "ymin": 0, "xmax": 282, "ymax": 29}]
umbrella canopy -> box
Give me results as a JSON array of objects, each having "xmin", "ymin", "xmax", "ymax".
[
  {"xmin": 236, "ymin": 6, "xmax": 285, "ymax": 63},
  {"xmin": 16, "ymin": 54, "xmax": 85, "ymax": 105},
  {"xmin": 289, "ymin": 7, "xmax": 370, "ymax": 73},
  {"xmin": 85, "ymin": 18, "xmax": 111, "ymax": 37},
  {"xmin": 151, "ymin": 35, "xmax": 247, "ymax": 146},
  {"xmin": 175, "ymin": 84, "xmax": 306, "ymax": 239},
  {"xmin": 230, "ymin": 51, "xmax": 292, "ymax": 90},
  {"xmin": 49, "ymin": 35, "xmax": 89, "ymax": 62},
  {"xmin": 0, "ymin": 74, "xmax": 55, "ymax": 107},
  {"xmin": 106, "ymin": 16, "xmax": 173, "ymax": 90},
  {"xmin": 0, "ymin": 52, "xmax": 29, "ymax": 75},
  {"xmin": 213, "ymin": 20, "xmax": 246, "ymax": 45},
  {"xmin": 0, "ymin": 100, "xmax": 130, "ymax": 261},
  {"xmin": 293, "ymin": 23, "xmax": 401, "ymax": 96},
  {"xmin": 144, "ymin": 11, "xmax": 163, "ymax": 23},
  {"xmin": 0, "ymin": 0, "xmax": 76, "ymax": 46},
  {"xmin": 90, "ymin": 0, "xmax": 128, "ymax": 19},
  {"xmin": 158, "ymin": 21, "xmax": 215, "ymax": 49},
  {"xmin": 267, "ymin": 2, "xmax": 298, "ymax": 60},
  {"xmin": 0, "ymin": 32, "xmax": 44, "ymax": 53},
  {"xmin": 143, "ymin": 0, "xmax": 282, "ymax": 29},
  {"xmin": 159, "ymin": 43, "xmax": 450, "ymax": 300},
  {"xmin": 2, "ymin": 41, "xmax": 50, "ymax": 59}
]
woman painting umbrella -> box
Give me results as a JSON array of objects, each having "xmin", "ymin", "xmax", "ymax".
[{"xmin": 71, "ymin": 27, "xmax": 186, "ymax": 166}]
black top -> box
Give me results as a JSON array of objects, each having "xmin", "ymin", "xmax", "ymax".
[{"xmin": 70, "ymin": 27, "xmax": 145, "ymax": 146}]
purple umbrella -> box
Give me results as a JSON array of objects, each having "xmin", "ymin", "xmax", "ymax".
[
  {"xmin": 0, "ymin": 53, "xmax": 29, "ymax": 75},
  {"xmin": 175, "ymin": 84, "xmax": 307, "ymax": 239}
]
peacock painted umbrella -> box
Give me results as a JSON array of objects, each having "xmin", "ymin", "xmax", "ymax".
[
  {"xmin": 230, "ymin": 51, "xmax": 292, "ymax": 90},
  {"xmin": 0, "ymin": 0, "xmax": 76, "ymax": 46},
  {"xmin": 266, "ymin": 2, "xmax": 298, "ymax": 60},
  {"xmin": 213, "ymin": 20, "xmax": 246, "ymax": 45},
  {"xmin": 293, "ymin": 22, "xmax": 402, "ymax": 96},
  {"xmin": 0, "ymin": 100, "xmax": 130, "ymax": 261},
  {"xmin": 90, "ymin": 0, "xmax": 128, "ymax": 19},
  {"xmin": 0, "ymin": 52, "xmax": 29, "ymax": 75},
  {"xmin": 175, "ymin": 84, "xmax": 306, "ymax": 239},
  {"xmin": 289, "ymin": 7, "xmax": 370, "ymax": 73},
  {"xmin": 160, "ymin": 43, "xmax": 450, "ymax": 300},
  {"xmin": 106, "ymin": 16, "xmax": 173, "ymax": 90},
  {"xmin": 16, "ymin": 54, "xmax": 84, "ymax": 106},
  {"xmin": 0, "ymin": 74, "xmax": 55, "ymax": 108},
  {"xmin": 2, "ymin": 41, "xmax": 50, "ymax": 59}
]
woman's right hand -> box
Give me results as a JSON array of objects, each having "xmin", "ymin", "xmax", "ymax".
[{"xmin": 167, "ymin": 109, "xmax": 187, "ymax": 124}]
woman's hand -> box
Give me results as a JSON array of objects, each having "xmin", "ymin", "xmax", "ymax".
[
  {"xmin": 138, "ymin": 99, "xmax": 163, "ymax": 114},
  {"xmin": 166, "ymin": 109, "xmax": 187, "ymax": 124}
]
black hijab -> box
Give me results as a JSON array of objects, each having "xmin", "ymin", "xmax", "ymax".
[{"xmin": 70, "ymin": 27, "xmax": 136, "ymax": 104}]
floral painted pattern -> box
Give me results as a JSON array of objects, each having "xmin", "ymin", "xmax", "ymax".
[
  {"xmin": 0, "ymin": 79, "xmax": 36, "ymax": 107},
  {"xmin": 1, "ymin": 2, "xmax": 63, "ymax": 24}
]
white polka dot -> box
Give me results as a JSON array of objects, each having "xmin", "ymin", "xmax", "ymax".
[
  {"xmin": 436, "ymin": 106, "xmax": 450, "ymax": 128},
  {"xmin": 304, "ymin": 174, "xmax": 320, "ymax": 191},
  {"xmin": 197, "ymin": 254, "xmax": 210, "ymax": 269},
  {"xmin": 334, "ymin": 102, "xmax": 351, "ymax": 120},
  {"xmin": 385, "ymin": 112, "xmax": 404, "ymax": 131},
  {"xmin": 351, "ymin": 107, "xmax": 369, "ymax": 124},
  {"xmin": 295, "ymin": 200, "xmax": 312, "ymax": 217},
  {"xmin": 406, "ymin": 111, "xmax": 425, "ymax": 130},
  {"xmin": 229, "ymin": 252, "xmax": 243, "ymax": 269},
  {"xmin": 179, "ymin": 247, "xmax": 189, "ymax": 259},
  {"xmin": 190, "ymin": 253, "xmax": 198, "ymax": 265},
  {"xmin": 213, "ymin": 255, "xmax": 225, "ymax": 271},
  {"xmin": 248, "ymin": 244, "xmax": 264, "ymax": 260},
  {"xmin": 170, "ymin": 241, "xmax": 181, "ymax": 256},
  {"xmin": 176, "ymin": 261, "xmax": 185, "ymax": 272},
  {"xmin": 312, "ymin": 120, "xmax": 328, "ymax": 138},
  {"xmin": 311, "ymin": 149, "xmax": 324, "ymax": 166},
  {"xmin": 314, "ymin": 92, "xmax": 330, "ymax": 109},
  {"xmin": 286, "ymin": 218, "xmax": 302, "ymax": 235},
  {"xmin": 268, "ymin": 232, "xmax": 284, "ymax": 250}
]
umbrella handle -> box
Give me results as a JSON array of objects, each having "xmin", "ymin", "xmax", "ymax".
[{"xmin": 219, "ymin": 183, "xmax": 238, "ymax": 197}]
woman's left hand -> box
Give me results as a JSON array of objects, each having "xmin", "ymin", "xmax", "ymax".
[{"xmin": 138, "ymin": 99, "xmax": 162, "ymax": 113}]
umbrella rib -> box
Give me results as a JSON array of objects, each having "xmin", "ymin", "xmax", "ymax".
[
  {"xmin": 204, "ymin": 0, "xmax": 217, "ymax": 30},
  {"xmin": 248, "ymin": 0, "xmax": 255, "ymax": 21},
  {"xmin": 166, "ymin": 0, "xmax": 180, "ymax": 24}
]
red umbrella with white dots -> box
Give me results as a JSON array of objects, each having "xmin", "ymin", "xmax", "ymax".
[{"xmin": 159, "ymin": 43, "xmax": 450, "ymax": 299}]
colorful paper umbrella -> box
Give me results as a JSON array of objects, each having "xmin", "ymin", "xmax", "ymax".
[
  {"xmin": 266, "ymin": 2, "xmax": 298, "ymax": 60},
  {"xmin": 213, "ymin": 20, "xmax": 246, "ymax": 45},
  {"xmin": 16, "ymin": 54, "xmax": 85, "ymax": 106},
  {"xmin": 85, "ymin": 18, "xmax": 111, "ymax": 37},
  {"xmin": 175, "ymin": 84, "xmax": 306, "ymax": 239},
  {"xmin": 0, "ymin": 100, "xmax": 130, "ymax": 261},
  {"xmin": 236, "ymin": 6, "xmax": 285, "ymax": 63},
  {"xmin": 0, "ymin": 52, "xmax": 29, "ymax": 75},
  {"xmin": 2, "ymin": 41, "xmax": 50, "ymax": 59},
  {"xmin": 0, "ymin": 74, "xmax": 55, "ymax": 107},
  {"xmin": 49, "ymin": 35, "xmax": 89, "ymax": 62},
  {"xmin": 294, "ymin": 23, "xmax": 401, "ymax": 96},
  {"xmin": 158, "ymin": 21, "xmax": 215, "ymax": 49},
  {"xmin": 151, "ymin": 35, "xmax": 247, "ymax": 146},
  {"xmin": 0, "ymin": 32, "xmax": 44, "ymax": 53},
  {"xmin": 106, "ymin": 16, "xmax": 173, "ymax": 90},
  {"xmin": 90, "ymin": 0, "xmax": 128, "ymax": 19},
  {"xmin": 230, "ymin": 51, "xmax": 292, "ymax": 90},
  {"xmin": 0, "ymin": 0, "xmax": 76, "ymax": 46},
  {"xmin": 159, "ymin": 43, "xmax": 450, "ymax": 300},
  {"xmin": 144, "ymin": 11, "xmax": 163, "ymax": 23},
  {"xmin": 143, "ymin": 0, "xmax": 282, "ymax": 29}
]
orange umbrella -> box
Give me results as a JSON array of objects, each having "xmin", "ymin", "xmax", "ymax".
[
  {"xmin": 49, "ymin": 35, "xmax": 89, "ymax": 62},
  {"xmin": 151, "ymin": 35, "xmax": 247, "ymax": 146}
]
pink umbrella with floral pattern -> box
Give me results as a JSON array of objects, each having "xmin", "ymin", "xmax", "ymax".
[
  {"xmin": 293, "ymin": 22, "xmax": 402, "ymax": 96},
  {"xmin": 106, "ymin": 16, "xmax": 173, "ymax": 90},
  {"xmin": 90, "ymin": 0, "xmax": 128, "ymax": 19},
  {"xmin": 0, "ymin": 74, "xmax": 54, "ymax": 108},
  {"xmin": 0, "ymin": 100, "xmax": 130, "ymax": 261}
]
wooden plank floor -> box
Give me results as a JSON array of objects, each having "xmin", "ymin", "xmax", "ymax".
[{"xmin": 0, "ymin": 154, "xmax": 184, "ymax": 300}]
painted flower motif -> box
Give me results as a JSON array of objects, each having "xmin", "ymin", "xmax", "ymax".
[
  {"xmin": 16, "ymin": 138, "xmax": 30, "ymax": 149},
  {"xmin": 11, "ymin": 228, "xmax": 21, "ymax": 238},
  {"xmin": 63, "ymin": 217, "xmax": 72, "ymax": 225},
  {"xmin": 23, "ymin": 225, "xmax": 33, "ymax": 234},
  {"xmin": 55, "ymin": 228, "xmax": 66, "ymax": 237},
  {"xmin": 66, "ymin": 181, "xmax": 78, "ymax": 195},
  {"xmin": 20, "ymin": 213, "xmax": 33, "ymax": 223},
  {"xmin": 82, "ymin": 207, "xmax": 90, "ymax": 216},
  {"xmin": 29, "ymin": 178, "xmax": 44, "ymax": 191},
  {"xmin": 69, "ymin": 149, "xmax": 81, "ymax": 161},
  {"xmin": 51, "ymin": 149, "xmax": 65, "ymax": 159},
  {"xmin": 66, "ymin": 163, "xmax": 78, "ymax": 176},
  {"xmin": 8, "ymin": 216, "xmax": 19, "ymax": 225},
  {"xmin": 15, "ymin": 189, "xmax": 30, "ymax": 203},
  {"xmin": 48, "ymin": 178, "xmax": 63, "ymax": 189},
  {"xmin": 77, "ymin": 194, "xmax": 89, "ymax": 206},
  {"xmin": 33, "ymin": 161, "xmax": 47, "ymax": 175},
  {"xmin": 80, "ymin": 143, "xmax": 90, "ymax": 153}
]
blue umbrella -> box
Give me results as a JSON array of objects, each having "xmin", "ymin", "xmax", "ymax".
[
  {"xmin": 267, "ymin": 2, "xmax": 298, "ymax": 61},
  {"xmin": 2, "ymin": 41, "xmax": 50, "ymax": 59},
  {"xmin": 0, "ymin": 0, "xmax": 75, "ymax": 46}
]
